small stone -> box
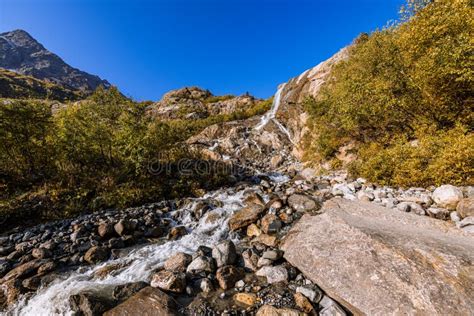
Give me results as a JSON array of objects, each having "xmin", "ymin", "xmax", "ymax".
[
  {"xmin": 197, "ymin": 278, "xmax": 214, "ymax": 293},
  {"xmin": 212, "ymin": 240, "xmax": 237, "ymax": 268},
  {"xmin": 234, "ymin": 292, "xmax": 257, "ymax": 307},
  {"xmin": 164, "ymin": 252, "xmax": 192, "ymax": 272},
  {"xmin": 242, "ymin": 248, "xmax": 259, "ymax": 271},
  {"xmin": 229, "ymin": 204, "xmax": 265, "ymax": 231},
  {"xmin": 262, "ymin": 250, "xmax": 282, "ymax": 261},
  {"xmin": 256, "ymin": 265, "xmax": 288, "ymax": 284},
  {"xmin": 216, "ymin": 266, "xmax": 244, "ymax": 290},
  {"xmin": 255, "ymin": 305, "xmax": 301, "ymax": 316},
  {"xmin": 114, "ymin": 220, "xmax": 136, "ymax": 236},
  {"xmin": 168, "ymin": 226, "xmax": 187, "ymax": 240},
  {"xmin": 37, "ymin": 261, "xmax": 56, "ymax": 275},
  {"xmin": 432, "ymin": 185, "xmax": 463, "ymax": 210},
  {"xmin": 247, "ymin": 224, "xmax": 262, "ymax": 237},
  {"xmin": 287, "ymin": 194, "xmax": 319, "ymax": 213},
  {"xmin": 257, "ymin": 257, "xmax": 273, "ymax": 268},
  {"xmin": 186, "ymin": 256, "xmax": 215, "ymax": 275},
  {"xmin": 150, "ymin": 270, "xmax": 186, "ymax": 293},
  {"xmin": 31, "ymin": 248, "xmax": 51, "ymax": 259},
  {"xmin": 260, "ymin": 214, "xmax": 282, "ymax": 234},
  {"xmin": 294, "ymin": 292, "xmax": 314, "ymax": 313},
  {"xmin": 450, "ymin": 211, "xmax": 461, "ymax": 222},
  {"xmin": 319, "ymin": 295, "xmax": 347, "ymax": 316},
  {"xmin": 98, "ymin": 222, "xmax": 115, "ymax": 238},
  {"xmin": 296, "ymin": 286, "xmax": 322, "ymax": 303},
  {"xmin": 253, "ymin": 234, "xmax": 277, "ymax": 247},
  {"xmin": 427, "ymin": 207, "xmax": 450, "ymax": 220}
]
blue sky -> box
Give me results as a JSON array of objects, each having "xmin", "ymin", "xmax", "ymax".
[{"xmin": 0, "ymin": 0, "xmax": 405, "ymax": 101}]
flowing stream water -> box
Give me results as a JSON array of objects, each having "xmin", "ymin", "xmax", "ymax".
[{"xmin": 7, "ymin": 174, "xmax": 288, "ymax": 316}]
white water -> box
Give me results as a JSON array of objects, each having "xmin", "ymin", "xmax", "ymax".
[
  {"xmin": 254, "ymin": 83, "xmax": 294, "ymax": 144},
  {"xmin": 7, "ymin": 186, "xmax": 265, "ymax": 316},
  {"xmin": 255, "ymin": 83, "xmax": 287, "ymax": 131}
]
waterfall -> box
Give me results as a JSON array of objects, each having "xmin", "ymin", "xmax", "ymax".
[{"xmin": 254, "ymin": 83, "xmax": 294, "ymax": 144}]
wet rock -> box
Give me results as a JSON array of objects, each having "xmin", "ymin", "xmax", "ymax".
[
  {"xmin": 104, "ymin": 286, "xmax": 179, "ymax": 316},
  {"xmin": 22, "ymin": 275, "xmax": 42, "ymax": 290},
  {"xmin": 69, "ymin": 292, "xmax": 115, "ymax": 316},
  {"xmin": 282, "ymin": 198, "xmax": 474, "ymax": 315},
  {"xmin": 256, "ymin": 265, "xmax": 288, "ymax": 284},
  {"xmin": 287, "ymin": 194, "xmax": 319, "ymax": 213},
  {"xmin": 94, "ymin": 263, "xmax": 124, "ymax": 279},
  {"xmin": 229, "ymin": 204, "xmax": 265, "ymax": 231},
  {"xmin": 37, "ymin": 260, "xmax": 56, "ymax": 275},
  {"xmin": 150, "ymin": 270, "xmax": 186, "ymax": 293},
  {"xmin": 234, "ymin": 292, "xmax": 257, "ymax": 307},
  {"xmin": 84, "ymin": 246, "xmax": 110, "ymax": 264},
  {"xmin": 164, "ymin": 252, "xmax": 192, "ymax": 272},
  {"xmin": 293, "ymin": 292, "xmax": 314, "ymax": 313},
  {"xmin": 112, "ymin": 281, "xmax": 148, "ymax": 302},
  {"xmin": 168, "ymin": 226, "xmax": 187, "ymax": 240},
  {"xmin": 98, "ymin": 222, "xmax": 115, "ymax": 238},
  {"xmin": 457, "ymin": 198, "xmax": 474, "ymax": 219},
  {"xmin": 3, "ymin": 279, "xmax": 24, "ymax": 307},
  {"xmin": 31, "ymin": 247, "xmax": 51, "ymax": 259},
  {"xmin": 144, "ymin": 226, "xmax": 163, "ymax": 238},
  {"xmin": 114, "ymin": 219, "xmax": 136, "ymax": 236},
  {"xmin": 432, "ymin": 185, "xmax": 463, "ymax": 210},
  {"xmin": 212, "ymin": 240, "xmax": 237, "ymax": 268},
  {"xmin": 260, "ymin": 214, "xmax": 282, "ymax": 234},
  {"xmin": 216, "ymin": 265, "xmax": 244, "ymax": 290},
  {"xmin": 0, "ymin": 246, "xmax": 13, "ymax": 256},
  {"xmin": 1, "ymin": 259, "xmax": 45, "ymax": 282},
  {"xmin": 245, "ymin": 192, "xmax": 266, "ymax": 207},
  {"xmin": 186, "ymin": 256, "xmax": 215, "ymax": 275}
]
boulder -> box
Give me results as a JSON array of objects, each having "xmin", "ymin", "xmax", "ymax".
[
  {"xmin": 69, "ymin": 292, "xmax": 115, "ymax": 316},
  {"xmin": 111, "ymin": 281, "xmax": 148, "ymax": 302},
  {"xmin": 216, "ymin": 265, "xmax": 244, "ymax": 290},
  {"xmin": 256, "ymin": 265, "xmax": 288, "ymax": 284},
  {"xmin": 293, "ymin": 292, "xmax": 314, "ymax": 313},
  {"xmin": 168, "ymin": 226, "xmax": 187, "ymax": 240},
  {"xmin": 186, "ymin": 256, "xmax": 215, "ymax": 275},
  {"xmin": 457, "ymin": 198, "xmax": 474, "ymax": 219},
  {"xmin": 114, "ymin": 220, "xmax": 136, "ymax": 236},
  {"xmin": 229, "ymin": 204, "xmax": 265, "ymax": 231},
  {"xmin": 1, "ymin": 259, "xmax": 45, "ymax": 282},
  {"xmin": 98, "ymin": 222, "xmax": 116, "ymax": 238},
  {"xmin": 282, "ymin": 198, "xmax": 474, "ymax": 315},
  {"xmin": 260, "ymin": 214, "xmax": 282, "ymax": 234},
  {"xmin": 31, "ymin": 247, "xmax": 51, "ymax": 259},
  {"xmin": 212, "ymin": 240, "xmax": 237, "ymax": 268},
  {"xmin": 164, "ymin": 252, "xmax": 192, "ymax": 272},
  {"xmin": 432, "ymin": 185, "xmax": 463, "ymax": 210},
  {"xmin": 103, "ymin": 286, "xmax": 179, "ymax": 316}
]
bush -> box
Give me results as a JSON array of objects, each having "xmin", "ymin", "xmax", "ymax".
[{"xmin": 304, "ymin": 0, "xmax": 473, "ymax": 186}]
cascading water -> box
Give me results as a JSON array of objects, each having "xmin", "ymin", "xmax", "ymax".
[
  {"xmin": 7, "ymin": 184, "xmax": 276, "ymax": 316},
  {"xmin": 254, "ymin": 83, "xmax": 294, "ymax": 144}
]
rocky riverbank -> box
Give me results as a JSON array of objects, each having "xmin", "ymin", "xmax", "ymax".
[{"xmin": 1, "ymin": 167, "xmax": 473, "ymax": 315}]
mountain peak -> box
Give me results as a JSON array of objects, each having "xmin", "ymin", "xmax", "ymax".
[{"xmin": 0, "ymin": 29, "xmax": 109, "ymax": 92}]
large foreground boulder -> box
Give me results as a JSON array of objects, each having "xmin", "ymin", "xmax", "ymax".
[
  {"xmin": 103, "ymin": 286, "xmax": 179, "ymax": 316},
  {"xmin": 282, "ymin": 198, "xmax": 474, "ymax": 315}
]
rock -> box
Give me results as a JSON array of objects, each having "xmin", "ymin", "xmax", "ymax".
[
  {"xmin": 103, "ymin": 286, "xmax": 179, "ymax": 316},
  {"xmin": 3, "ymin": 279, "xmax": 23, "ymax": 307},
  {"xmin": 216, "ymin": 265, "xmax": 244, "ymax": 290},
  {"xmin": 426, "ymin": 207, "xmax": 450, "ymax": 220},
  {"xmin": 319, "ymin": 296, "xmax": 347, "ymax": 316},
  {"xmin": 229, "ymin": 204, "xmax": 265, "ymax": 231},
  {"xmin": 457, "ymin": 198, "xmax": 474, "ymax": 219},
  {"xmin": 37, "ymin": 260, "xmax": 56, "ymax": 275},
  {"xmin": 98, "ymin": 222, "xmax": 115, "ymax": 238},
  {"xmin": 296, "ymin": 286, "xmax": 322, "ymax": 303},
  {"xmin": 242, "ymin": 248, "xmax": 260, "ymax": 271},
  {"xmin": 144, "ymin": 227, "xmax": 163, "ymax": 238},
  {"xmin": 356, "ymin": 191, "xmax": 374, "ymax": 202},
  {"xmin": 196, "ymin": 278, "xmax": 214, "ymax": 293},
  {"xmin": 450, "ymin": 211, "xmax": 461, "ymax": 222},
  {"xmin": 293, "ymin": 292, "xmax": 314, "ymax": 313},
  {"xmin": 94, "ymin": 263, "xmax": 124, "ymax": 279},
  {"xmin": 114, "ymin": 220, "xmax": 136, "ymax": 236},
  {"xmin": 84, "ymin": 246, "xmax": 109, "ymax": 264},
  {"xmin": 253, "ymin": 234, "xmax": 277, "ymax": 247},
  {"xmin": 256, "ymin": 265, "xmax": 288, "ymax": 284},
  {"xmin": 0, "ymin": 246, "xmax": 13, "ymax": 256},
  {"xmin": 0, "ymin": 260, "xmax": 11, "ymax": 277},
  {"xmin": 287, "ymin": 194, "xmax": 319, "ymax": 213},
  {"xmin": 164, "ymin": 252, "xmax": 192, "ymax": 272},
  {"xmin": 168, "ymin": 226, "xmax": 187, "ymax": 240},
  {"xmin": 22, "ymin": 275, "xmax": 42, "ymax": 290},
  {"xmin": 150, "ymin": 270, "xmax": 186, "ymax": 293},
  {"xmin": 257, "ymin": 257, "xmax": 273, "ymax": 268},
  {"xmin": 432, "ymin": 185, "xmax": 463, "ymax": 210},
  {"xmin": 282, "ymin": 198, "xmax": 474, "ymax": 315},
  {"xmin": 396, "ymin": 201, "xmax": 425, "ymax": 215},
  {"xmin": 69, "ymin": 292, "xmax": 115, "ymax": 316},
  {"xmin": 234, "ymin": 292, "xmax": 257, "ymax": 307},
  {"xmin": 270, "ymin": 155, "xmax": 284, "ymax": 168},
  {"xmin": 299, "ymin": 168, "xmax": 317, "ymax": 181},
  {"xmin": 212, "ymin": 240, "xmax": 237, "ymax": 268},
  {"xmin": 31, "ymin": 247, "xmax": 51, "ymax": 259},
  {"xmin": 245, "ymin": 192, "xmax": 266, "ymax": 207},
  {"xmin": 458, "ymin": 216, "xmax": 474, "ymax": 233},
  {"xmin": 262, "ymin": 250, "xmax": 282, "ymax": 261},
  {"xmin": 260, "ymin": 214, "xmax": 282, "ymax": 234},
  {"xmin": 186, "ymin": 256, "xmax": 215, "ymax": 275},
  {"xmin": 112, "ymin": 281, "xmax": 148, "ymax": 302},
  {"xmin": 247, "ymin": 223, "xmax": 262, "ymax": 237},
  {"xmin": 255, "ymin": 305, "xmax": 302, "ymax": 316},
  {"xmin": 1, "ymin": 259, "xmax": 45, "ymax": 282}
]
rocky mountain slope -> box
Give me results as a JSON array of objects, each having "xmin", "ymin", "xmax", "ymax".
[{"xmin": 0, "ymin": 30, "xmax": 109, "ymax": 92}]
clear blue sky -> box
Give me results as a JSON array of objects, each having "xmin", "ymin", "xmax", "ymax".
[{"xmin": 0, "ymin": 0, "xmax": 405, "ymax": 101}]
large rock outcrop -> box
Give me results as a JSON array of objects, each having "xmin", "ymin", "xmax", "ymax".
[
  {"xmin": 0, "ymin": 29, "xmax": 109, "ymax": 92},
  {"xmin": 282, "ymin": 198, "xmax": 474, "ymax": 315}
]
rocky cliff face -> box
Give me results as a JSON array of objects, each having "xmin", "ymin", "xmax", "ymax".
[{"xmin": 0, "ymin": 30, "xmax": 110, "ymax": 92}]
